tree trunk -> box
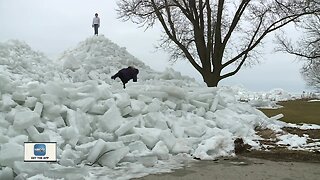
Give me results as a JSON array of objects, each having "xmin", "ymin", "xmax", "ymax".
[{"xmin": 202, "ymin": 71, "xmax": 220, "ymax": 87}]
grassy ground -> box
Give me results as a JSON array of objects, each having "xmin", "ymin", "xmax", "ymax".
[
  {"xmin": 259, "ymin": 99, "xmax": 320, "ymax": 125},
  {"xmin": 248, "ymin": 99, "xmax": 320, "ymax": 163}
]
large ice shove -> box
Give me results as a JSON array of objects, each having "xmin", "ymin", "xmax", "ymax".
[
  {"xmin": 0, "ymin": 36, "xmax": 298, "ymax": 179},
  {"xmin": 0, "ymin": 76, "xmax": 277, "ymax": 179}
]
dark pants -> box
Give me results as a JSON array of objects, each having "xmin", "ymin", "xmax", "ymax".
[{"xmin": 94, "ymin": 24, "xmax": 99, "ymax": 35}]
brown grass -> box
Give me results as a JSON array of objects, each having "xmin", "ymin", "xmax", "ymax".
[{"xmin": 259, "ymin": 99, "xmax": 320, "ymax": 125}]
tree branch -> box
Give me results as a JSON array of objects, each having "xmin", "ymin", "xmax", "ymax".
[{"xmin": 222, "ymin": 0, "xmax": 250, "ymax": 48}]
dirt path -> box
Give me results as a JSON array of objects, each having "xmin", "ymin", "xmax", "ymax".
[
  {"xmin": 135, "ymin": 126, "xmax": 320, "ymax": 180},
  {"xmin": 136, "ymin": 156, "xmax": 320, "ymax": 180}
]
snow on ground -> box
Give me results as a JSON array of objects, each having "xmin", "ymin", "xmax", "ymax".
[
  {"xmin": 308, "ymin": 99, "xmax": 320, "ymax": 102},
  {"xmin": 0, "ymin": 36, "xmax": 319, "ymax": 179}
]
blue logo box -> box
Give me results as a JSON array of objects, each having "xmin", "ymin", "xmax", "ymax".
[{"xmin": 34, "ymin": 144, "xmax": 46, "ymax": 156}]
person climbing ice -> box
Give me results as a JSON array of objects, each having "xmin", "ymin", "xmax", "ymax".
[{"xmin": 111, "ymin": 66, "xmax": 139, "ymax": 88}]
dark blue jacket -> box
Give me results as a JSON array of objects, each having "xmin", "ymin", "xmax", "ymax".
[{"xmin": 111, "ymin": 66, "xmax": 139, "ymax": 88}]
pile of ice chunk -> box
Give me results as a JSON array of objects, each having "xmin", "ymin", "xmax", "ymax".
[
  {"xmin": 0, "ymin": 40, "xmax": 61, "ymax": 85},
  {"xmin": 0, "ymin": 77, "xmax": 280, "ymax": 179},
  {"xmin": 229, "ymin": 86, "xmax": 296, "ymax": 109},
  {"xmin": 0, "ymin": 36, "xmax": 291, "ymax": 179}
]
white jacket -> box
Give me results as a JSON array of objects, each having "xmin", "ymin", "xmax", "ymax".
[{"xmin": 92, "ymin": 17, "xmax": 100, "ymax": 26}]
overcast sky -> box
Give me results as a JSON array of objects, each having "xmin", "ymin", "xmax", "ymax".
[{"xmin": 0, "ymin": 0, "xmax": 310, "ymax": 93}]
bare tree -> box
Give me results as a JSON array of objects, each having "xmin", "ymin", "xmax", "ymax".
[
  {"xmin": 117, "ymin": 0, "xmax": 318, "ymax": 87},
  {"xmin": 301, "ymin": 60, "xmax": 320, "ymax": 91},
  {"xmin": 295, "ymin": 15, "xmax": 320, "ymax": 91},
  {"xmin": 276, "ymin": 1, "xmax": 320, "ymax": 91},
  {"xmin": 277, "ymin": 1, "xmax": 320, "ymax": 59}
]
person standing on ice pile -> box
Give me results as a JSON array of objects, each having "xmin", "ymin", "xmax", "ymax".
[
  {"xmin": 92, "ymin": 13, "xmax": 100, "ymax": 35},
  {"xmin": 111, "ymin": 66, "xmax": 139, "ymax": 89}
]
